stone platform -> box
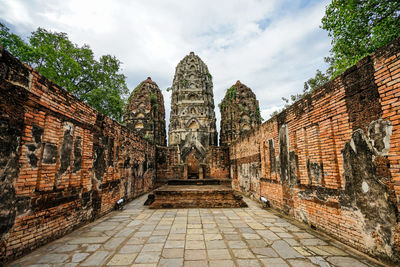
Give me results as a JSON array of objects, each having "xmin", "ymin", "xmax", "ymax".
[{"xmin": 147, "ymin": 183, "xmax": 248, "ymax": 209}]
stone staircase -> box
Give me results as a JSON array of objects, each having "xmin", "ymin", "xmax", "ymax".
[{"xmin": 146, "ymin": 179, "xmax": 247, "ymax": 209}]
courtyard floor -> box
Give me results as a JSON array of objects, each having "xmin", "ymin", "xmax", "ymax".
[{"xmin": 9, "ymin": 194, "xmax": 384, "ymax": 267}]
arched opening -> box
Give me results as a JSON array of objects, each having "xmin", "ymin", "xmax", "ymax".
[
  {"xmin": 135, "ymin": 122, "xmax": 144, "ymax": 129},
  {"xmin": 187, "ymin": 150, "xmax": 199, "ymax": 179},
  {"xmin": 188, "ymin": 121, "xmax": 199, "ymax": 130},
  {"xmin": 136, "ymin": 113, "xmax": 145, "ymax": 118},
  {"xmin": 241, "ymin": 123, "xmax": 250, "ymax": 131},
  {"xmin": 190, "ymin": 107, "xmax": 196, "ymax": 114}
]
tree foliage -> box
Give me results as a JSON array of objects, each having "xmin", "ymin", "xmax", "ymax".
[
  {"xmin": 0, "ymin": 23, "xmax": 128, "ymax": 121},
  {"xmin": 275, "ymin": 0, "xmax": 400, "ymax": 115},
  {"xmin": 322, "ymin": 0, "xmax": 400, "ymax": 76}
]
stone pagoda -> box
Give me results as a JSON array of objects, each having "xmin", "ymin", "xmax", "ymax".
[
  {"xmin": 219, "ymin": 81, "xmax": 262, "ymax": 146},
  {"xmin": 168, "ymin": 52, "xmax": 218, "ymax": 166},
  {"xmin": 124, "ymin": 77, "xmax": 166, "ymax": 146}
]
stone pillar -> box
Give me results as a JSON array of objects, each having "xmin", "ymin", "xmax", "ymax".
[
  {"xmin": 199, "ymin": 166, "xmax": 203, "ymax": 180},
  {"xmin": 183, "ymin": 164, "xmax": 188, "ymax": 180}
]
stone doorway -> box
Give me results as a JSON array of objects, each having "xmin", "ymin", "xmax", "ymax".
[{"xmin": 187, "ymin": 150, "xmax": 199, "ymax": 179}]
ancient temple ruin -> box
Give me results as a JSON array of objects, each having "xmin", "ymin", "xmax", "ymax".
[
  {"xmin": 168, "ymin": 52, "xmax": 218, "ymax": 164},
  {"xmin": 219, "ymin": 81, "xmax": 262, "ymax": 146},
  {"xmin": 2, "ymin": 38, "xmax": 400, "ymax": 265},
  {"xmin": 124, "ymin": 77, "xmax": 166, "ymax": 146}
]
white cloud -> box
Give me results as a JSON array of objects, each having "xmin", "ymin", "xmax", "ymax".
[{"xmin": 0, "ymin": 0, "xmax": 331, "ymax": 142}]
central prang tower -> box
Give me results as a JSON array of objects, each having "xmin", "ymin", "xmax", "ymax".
[{"xmin": 168, "ymin": 52, "xmax": 217, "ymax": 163}]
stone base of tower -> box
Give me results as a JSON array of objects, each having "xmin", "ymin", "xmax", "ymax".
[{"xmin": 146, "ymin": 182, "xmax": 247, "ymax": 209}]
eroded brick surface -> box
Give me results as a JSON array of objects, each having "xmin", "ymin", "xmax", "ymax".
[
  {"xmin": 230, "ymin": 39, "xmax": 400, "ymax": 263},
  {"xmin": 0, "ymin": 46, "xmax": 156, "ymax": 263}
]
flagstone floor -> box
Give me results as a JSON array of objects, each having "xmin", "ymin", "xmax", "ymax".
[{"xmin": 9, "ymin": 194, "xmax": 384, "ymax": 267}]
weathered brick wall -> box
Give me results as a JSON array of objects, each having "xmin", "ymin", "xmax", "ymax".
[
  {"xmin": 155, "ymin": 146, "xmax": 183, "ymax": 183},
  {"xmin": 155, "ymin": 146, "xmax": 230, "ymax": 182},
  {"xmin": 206, "ymin": 146, "xmax": 230, "ymax": 179},
  {"xmin": 0, "ymin": 47, "xmax": 156, "ymax": 262},
  {"xmin": 230, "ymin": 39, "xmax": 400, "ymax": 263}
]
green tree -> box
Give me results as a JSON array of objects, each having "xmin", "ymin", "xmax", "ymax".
[
  {"xmin": 322, "ymin": 0, "xmax": 400, "ymax": 76},
  {"xmin": 0, "ymin": 23, "xmax": 128, "ymax": 121},
  {"xmin": 275, "ymin": 0, "xmax": 399, "ymax": 114}
]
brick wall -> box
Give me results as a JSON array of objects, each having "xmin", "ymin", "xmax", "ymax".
[
  {"xmin": 155, "ymin": 146, "xmax": 183, "ymax": 183},
  {"xmin": 155, "ymin": 146, "xmax": 230, "ymax": 182},
  {"xmin": 0, "ymin": 47, "xmax": 156, "ymax": 263},
  {"xmin": 230, "ymin": 39, "xmax": 400, "ymax": 263},
  {"xmin": 206, "ymin": 146, "xmax": 230, "ymax": 179}
]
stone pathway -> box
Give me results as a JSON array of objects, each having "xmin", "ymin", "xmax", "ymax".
[{"xmin": 9, "ymin": 194, "xmax": 384, "ymax": 267}]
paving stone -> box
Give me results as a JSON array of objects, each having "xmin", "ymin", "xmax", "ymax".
[
  {"xmin": 168, "ymin": 233, "xmax": 186, "ymax": 240},
  {"xmin": 307, "ymin": 246, "xmax": 332, "ymax": 256},
  {"xmin": 277, "ymin": 232, "xmax": 293, "ymax": 238},
  {"xmin": 162, "ymin": 248, "xmax": 184, "ymax": 258},
  {"xmin": 301, "ymin": 239, "xmax": 328, "ymax": 246},
  {"xmin": 247, "ymin": 239, "xmax": 268, "ymax": 248},
  {"xmin": 37, "ymin": 253, "xmax": 69, "ymax": 264},
  {"xmin": 71, "ymin": 252, "xmax": 89, "ymax": 263},
  {"xmin": 206, "ymin": 240, "xmax": 226, "ymax": 249},
  {"xmin": 228, "ymin": 240, "xmax": 247, "ymax": 248},
  {"xmin": 242, "ymin": 233, "xmax": 261, "ymax": 240},
  {"xmin": 256, "ymin": 230, "xmax": 280, "ymax": 241},
  {"xmin": 283, "ymin": 238, "xmax": 299, "ymax": 246},
  {"xmin": 316, "ymin": 245, "xmax": 348, "ymax": 255},
  {"xmin": 116, "ymin": 227, "xmax": 136, "ymax": 237},
  {"xmin": 186, "ymin": 234, "xmax": 203, "ymax": 240},
  {"xmin": 236, "ymin": 259, "xmax": 262, "ymax": 267},
  {"xmin": 326, "ymin": 256, "xmax": 368, "ymax": 267},
  {"xmin": 185, "ymin": 249, "xmax": 207, "ymax": 260},
  {"xmin": 232, "ymin": 248, "xmax": 255, "ymax": 259},
  {"xmin": 259, "ymin": 257, "xmax": 290, "ymax": 267},
  {"xmin": 294, "ymin": 232, "xmax": 315, "ymax": 238},
  {"xmin": 68, "ymin": 236, "xmax": 109, "ymax": 244},
  {"xmin": 209, "ymin": 259, "xmax": 235, "ymax": 267},
  {"xmin": 184, "ymin": 260, "xmax": 208, "ymax": 267},
  {"xmin": 186, "ymin": 240, "xmax": 206, "ymax": 249},
  {"xmin": 135, "ymin": 251, "xmax": 161, "ymax": 263},
  {"xmin": 239, "ymin": 227, "xmax": 256, "ymax": 234},
  {"xmin": 119, "ymin": 244, "xmax": 143, "ymax": 253},
  {"xmin": 158, "ymin": 258, "xmax": 183, "ymax": 267},
  {"xmin": 251, "ymin": 247, "xmax": 278, "ymax": 257},
  {"xmin": 272, "ymin": 240, "xmax": 304, "ymax": 259},
  {"xmin": 134, "ymin": 231, "xmax": 152, "ymax": 238},
  {"xmin": 81, "ymin": 251, "xmax": 111, "ymax": 266},
  {"xmin": 53, "ymin": 244, "xmax": 79, "ymax": 253},
  {"xmin": 204, "ymin": 233, "xmax": 222, "ymax": 240},
  {"xmin": 142, "ymin": 243, "xmax": 164, "ymax": 252},
  {"xmin": 153, "ymin": 230, "xmax": 169, "ymax": 235},
  {"xmin": 165, "ymin": 240, "xmax": 185, "ymax": 248},
  {"xmin": 207, "ymin": 249, "xmax": 231, "ymax": 260},
  {"xmin": 147, "ymin": 235, "xmax": 167, "ymax": 243},
  {"xmin": 107, "ymin": 253, "xmax": 136, "ymax": 265},
  {"xmin": 203, "ymin": 228, "xmax": 219, "ymax": 234},
  {"xmin": 287, "ymin": 259, "xmax": 318, "ymax": 267},
  {"xmin": 224, "ymin": 234, "xmax": 242, "ymax": 240},
  {"xmin": 293, "ymin": 246, "xmax": 312, "ymax": 256},
  {"xmin": 308, "ymin": 256, "xmax": 331, "ymax": 267},
  {"xmin": 128, "ymin": 237, "xmax": 147, "ymax": 244},
  {"xmin": 104, "ymin": 237, "xmax": 125, "ymax": 250},
  {"xmin": 84, "ymin": 244, "xmax": 101, "ymax": 252}
]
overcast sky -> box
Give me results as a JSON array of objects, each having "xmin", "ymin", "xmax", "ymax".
[{"xmin": 0, "ymin": 0, "xmax": 331, "ymax": 134}]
